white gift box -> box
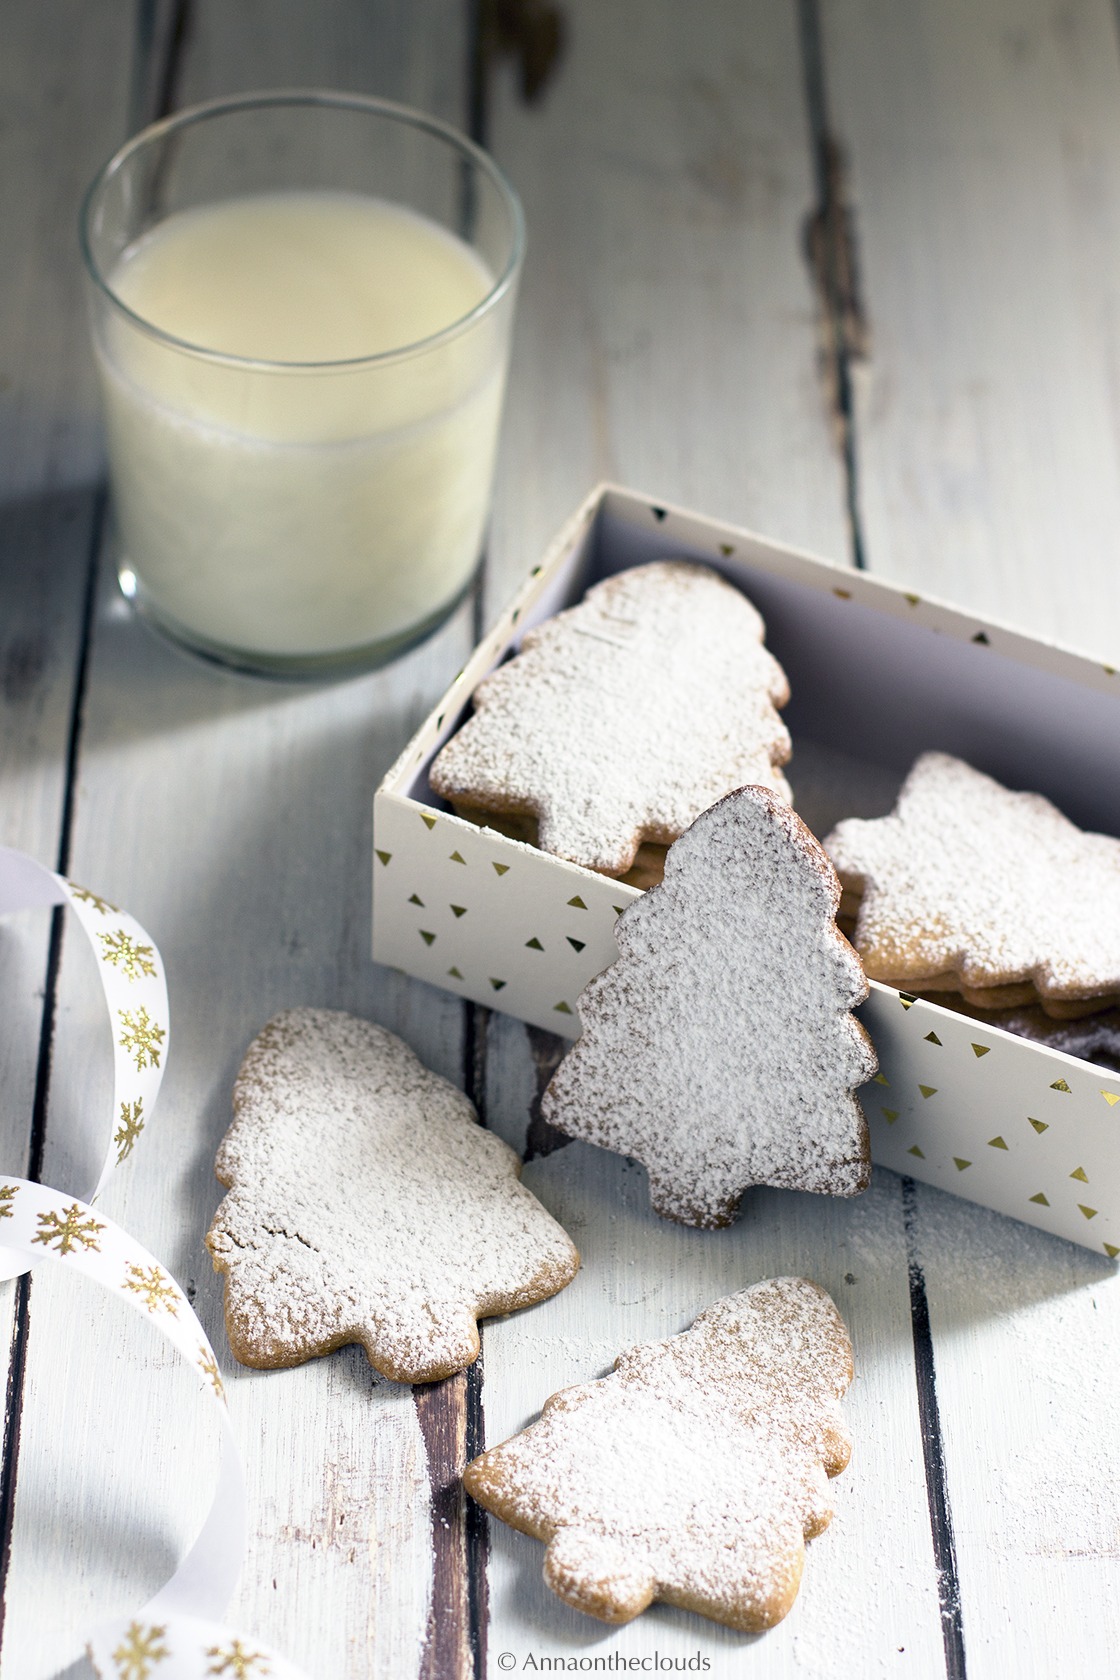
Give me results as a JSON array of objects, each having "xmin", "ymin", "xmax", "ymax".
[{"xmin": 374, "ymin": 484, "xmax": 1120, "ymax": 1255}]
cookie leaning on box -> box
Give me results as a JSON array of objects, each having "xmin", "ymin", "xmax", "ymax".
[
  {"xmin": 205, "ymin": 1009, "xmax": 579, "ymax": 1383},
  {"xmin": 428, "ymin": 560, "xmax": 792, "ymax": 885},
  {"xmin": 824, "ymin": 753, "xmax": 1120, "ymax": 1019},
  {"xmin": 541, "ymin": 785, "xmax": 876, "ymax": 1227},
  {"xmin": 464, "ymin": 1278, "xmax": 854, "ymax": 1631}
]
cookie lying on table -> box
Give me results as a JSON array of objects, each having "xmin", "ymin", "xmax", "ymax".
[
  {"xmin": 540, "ymin": 784, "xmax": 876, "ymax": 1228},
  {"xmin": 205, "ymin": 1008, "xmax": 579, "ymax": 1383},
  {"xmin": 825, "ymin": 753, "xmax": 1120, "ymax": 1020},
  {"xmin": 428, "ymin": 560, "xmax": 792, "ymax": 887},
  {"xmin": 464, "ymin": 1277, "xmax": 854, "ymax": 1632}
]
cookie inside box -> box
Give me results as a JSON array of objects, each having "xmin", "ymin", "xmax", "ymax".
[
  {"xmin": 382, "ymin": 485, "xmax": 1120, "ymax": 1034},
  {"xmin": 419, "ymin": 490, "xmax": 1120, "ymax": 825},
  {"xmin": 374, "ymin": 486, "xmax": 1120, "ymax": 1251}
]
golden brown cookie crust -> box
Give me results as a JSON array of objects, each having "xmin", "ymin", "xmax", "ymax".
[
  {"xmin": 827, "ymin": 754, "xmax": 1120, "ymax": 1011},
  {"xmin": 430, "ymin": 560, "xmax": 792, "ymax": 877},
  {"xmin": 206, "ymin": 1008, "xmax": 579, "ymax": 1382},
  {"xmin": 464, "ymin": 1278, "xmax": 853, "ymax": 1632}
]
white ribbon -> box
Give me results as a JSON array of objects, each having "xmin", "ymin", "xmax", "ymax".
[
  {"xmin": 0, "ymin": 846, "xmax": 170, "ymax": 1280},
  {"xmin": 0, "ymin": 851, "xmax": 310, "ymax": 1678}
]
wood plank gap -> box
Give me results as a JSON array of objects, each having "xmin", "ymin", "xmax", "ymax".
[
  {"xmin": 463, "ymin": 998, "xmax": 490, "ymax": 1680},
  {"xmin": 415, "ymin": 1369, "xmax": 472, "ymax": 1680},
  {"xmin": 414, "ymin": 1350, "xmax": 490, "ymax": 1680},
  {"xmin": 464, "ymin": 1001, "xmax": 490, "ymax": 1680},
  {"xmin": 412, "ymin": 1003, "xmax": 493, "ymax": 1678},
  {"xmin": 901, "ymin": 1176, "xmax": 967, "ymax": 1680},
  {"xmin": 796, "ymin": 0, "xmax": 869, "ymax": 571},
  {"xmin": 468, "ymin": 0, "xmax": 490, "ymax": 149},
  {"xmin": 470, "ymin": 1, "xmax": 566, "ymax": 150},
  {"xmin": 522, "ymin": 1025, "xmax": 570, "ymax": 1162},
  {"xmin": 467, "ymin": 0, "xmax": 491, "ymax": 648},
  {"xmin": 464, "ymin": 1000, "xmax": 490, "ymax": 1121},
  {"xmin": 131, "ymin": 0, "xmax": 194, "ymax": 131},
  {"xmin": 0, "ymin": 484, "xmax": 106, "ymax": 1648},
  {"xmin": 471, "ymin": 566, "xmax": 487, "ymax": 648},
  {"xmin": 464, "ymin": 1349, "xmax": 489, "ymax": 1680},
  {"xmin": 0, "ymin": 1277, "xmax": 32, "ymax": 1660}
]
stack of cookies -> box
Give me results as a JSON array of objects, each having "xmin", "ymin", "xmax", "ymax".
[{"xmin": 824, "ymin": 751, "xmax": 1120, "ymax": 1035}]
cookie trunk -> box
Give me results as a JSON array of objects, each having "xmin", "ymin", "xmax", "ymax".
[{"xmin": 543, "ymin": 1529, "xmax": 658, "ymax": 1624}]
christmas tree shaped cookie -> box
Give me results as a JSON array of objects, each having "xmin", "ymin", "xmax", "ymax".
[
  {"xmin": 541, "ymin": 786, "xmax": 876, "ymax": 1227},
  {"xmin": 429, "ymin": 561, "xmax": 792, "ymax": 879},
  {"xmin": 464, "ymin": 1277, "xmax": 854, "ymax": 1631},
  {"xmin": 825, "ymin": 752, "xmax": 1120, "ymax": 1017},
  {"xmin": 206, "ymin": 1009, "xmax": 579, "ymax": 1382}
]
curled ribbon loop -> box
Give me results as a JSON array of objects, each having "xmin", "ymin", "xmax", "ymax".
[
  {"xmin": 0, "ymin": 847, "xmax": 170, "ymax": 1283},
  {"xmin": 1, "ymin": 850, "xmax": 310, "ymax": 1678},
  {"xmin": 0, "ymin": 1179, "xmax": 304, "ymax": 1678}
]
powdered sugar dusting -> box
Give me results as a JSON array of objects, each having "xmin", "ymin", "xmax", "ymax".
[
  {"xmin": 825, "ymin": 752, "xmax": 1120, "ymax": 1003},
  {"xmin": 429, "ymin": 561, "xmax": 792, "ymax": 876},
  {"xmin": 541, "ymin": 786, "xmax": 876, "ymax": 1227},
  {"xmin": 206, "ymin": 1008, "xmax": 580, "ymax": 1383},
  {"xmin": 464, "ymin": 1277, "xmax": 853, "ymax": 1632}
]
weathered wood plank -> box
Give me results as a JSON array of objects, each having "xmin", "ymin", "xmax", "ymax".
[
  {"xmin": 0, "ymin": 0, "xmax": 136, "ymax": 1179},
  {"xmin": 477, "ymin": 4, "xmax": 947, "ymax": 1669},
  {"xmin": 818, "ymin": 2, "xmax": 1120, "ymax": 1672},
  {"xmin": 821, "ymin": 0, "xmax": 1120, "ymax": 663},
  {"xmin": 0, "ymin": 6, "xmax": 138, "ymax": 1673},
  {"xmin": 2, "ymin": 4, "xmax": 478, "ymax": 1676},
  {"xmin": 483, "ymin": 0, "xmax": 855, "ymax": 623},
  {"xmin": 173, "ymin": 0, "xmax": 471, "ymax": 118},
  {"xmin": 908, "ymin": 1184, "xmax": 1120, "ymax": 1680}
]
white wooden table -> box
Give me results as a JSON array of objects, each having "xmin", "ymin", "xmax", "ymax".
[{"xmin": 4, "ymin": 3, "xmax": 1120, "ymax": 1677}]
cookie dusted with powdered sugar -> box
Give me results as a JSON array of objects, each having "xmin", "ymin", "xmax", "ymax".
[
  {"xmin": 464, "ymin": 1278, "xmax": 853, "ymax": 1632},
  {"xmin": 205, "ymin": 1009, "xmax": 579, "ymax": 1383},
  {"xmin": 429, "ymin": 561, "xmax": 792, "ymax": 880},
  {"xmin": 825, "ymin": 753, "xmax": 1120, "ymax": 1018},
  {"xmin": 541, "ymin": 785, "xmax": 876, "ymax": 1228}
]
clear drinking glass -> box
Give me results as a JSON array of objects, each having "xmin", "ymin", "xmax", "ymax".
[{"xmin": 80, "ymin": 91, "xmax": 524, "ymax": 678}]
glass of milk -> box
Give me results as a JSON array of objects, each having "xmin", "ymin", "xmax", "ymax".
[{"xmin": 80, "ymin": 91, "xmax": 524, "ymax": 677}]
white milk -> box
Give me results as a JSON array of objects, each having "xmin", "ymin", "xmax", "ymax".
[{"xmin": 96, "ymin": 191, "xmax": 505, "ymax": 659}]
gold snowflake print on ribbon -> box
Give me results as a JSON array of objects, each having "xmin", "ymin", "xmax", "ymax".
[
  {"xmin": 114, "ymin": 1098, "xmax": 145, "ymax": 1164},
  {"xmin": 98, "ymin": 929, "xmax": 157, "ymax": 981},
  {"xmin": 119, "ymin": 1006, "xmax": 166, "ymax": 1071},
  {"xmin": 33, "ymin": 1203, "xmax": 104, "ymax": 1256},
  {"xmin": 123, "ymin": 1262, "xmax": 180, "ymax": 1317},
  {"xmin": 108, "ymin": 1619, "xmax": 169, "ymax": 1677},
  {"xmin": 0, "ymin": 1185, "xmax": 17, "ymax": 1220},
  {"xmin": 198, "ymin": 1343, "xmax": 225, "ymax": 1404},
  {"xmin": 68, "ymin": 882, "xmax": 119, "ymax": 917},
  {"xmin": 206, "ymin": 1639, "xmax": 272, "ymax": 1677}
]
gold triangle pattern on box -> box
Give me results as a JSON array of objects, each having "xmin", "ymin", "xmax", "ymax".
[
  {"xmin": 859, "ymin": 984, "xmax": 1117, "ymax": 1259},
  {"xmin": 373, "ymin": 798, "xmax": 636, "ymax": 1040}
]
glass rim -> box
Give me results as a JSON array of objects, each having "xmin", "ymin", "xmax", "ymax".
[{"xmin": 79, "ymin": 87, "xmax": 526, "ymax": 373}]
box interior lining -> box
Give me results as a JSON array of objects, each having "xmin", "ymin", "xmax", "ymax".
[{"xmin": 597, "ymin": 501, "xmax": 1120, "ymax": 839}]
